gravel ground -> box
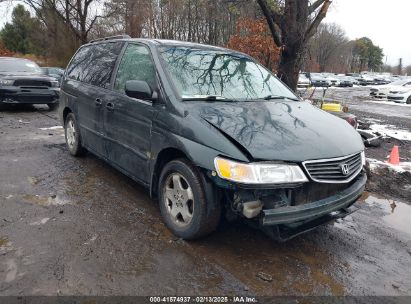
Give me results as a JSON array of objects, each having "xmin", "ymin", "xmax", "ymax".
[{"xmin": 0, "ymin": 103, "xmax": 410, "ymax": 298}]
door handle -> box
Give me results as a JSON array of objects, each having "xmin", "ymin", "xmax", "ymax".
[
  {"xmin": 95, "ymin": 98, "xmax": 102, "ymax": 106},
  {"xmin": 106, "ymin": 102, "xmax": 115, "ymax": 111}
]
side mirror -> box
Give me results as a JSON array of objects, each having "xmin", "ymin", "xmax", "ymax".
[{"xmin": 125, "ymin": 80, "xmax": 154, "ymax": 100}]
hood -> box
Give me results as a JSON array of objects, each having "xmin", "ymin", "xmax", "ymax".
[
  {"xmin": 187, "ymin": 101, "xmax": 364, "ymax": 162},
  {"xmin": 0, "ymin": 72, "xmax": 53, "ymax": 80}
]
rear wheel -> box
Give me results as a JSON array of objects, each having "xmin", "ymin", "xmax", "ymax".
[
  {"xmin": 158, "ymin": 159, "xmax": 221, "ymax": 240},
  {"xmin": 64, "ymin": 113, "xmax": 85, "ymax": 156}
]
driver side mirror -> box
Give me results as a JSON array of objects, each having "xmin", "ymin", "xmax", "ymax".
[{"xmin": 125, "ymin": 80, "xmax": 156, "ymax": 101}]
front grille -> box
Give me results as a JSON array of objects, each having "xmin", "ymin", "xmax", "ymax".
[
  {"xmin": 14, "ymin": 80, "xmax": 51, "ymax": 87},
  {"xmin": 303, "ymin": 153, "xmax": 362, "ymax": 183}
]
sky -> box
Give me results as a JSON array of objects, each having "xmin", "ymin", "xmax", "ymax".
[
  {"xmin": 325, "ymin": 0, "xmax": 411, "ymax": 66},
  {"xmin": 0, "ymin": 0, "xmax": 410, "ymax": 66}
]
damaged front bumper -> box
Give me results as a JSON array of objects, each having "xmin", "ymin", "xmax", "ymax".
[{"xmin": 261, "ymin": 173, "xmax": 367, "ymax": 226}]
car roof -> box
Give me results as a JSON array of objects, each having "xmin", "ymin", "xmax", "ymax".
[{"xmin": 86, "ymin": 37, "xmax": 250, "ymax": 58}]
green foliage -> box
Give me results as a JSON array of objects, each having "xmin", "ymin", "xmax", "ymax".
[
  {"xmin": 0, "ymin": 4, "xmax": 43, "ymax": 55},
  {"xmin": 353, "ymin": 37, "xmax": 384, "ymax": 72}
]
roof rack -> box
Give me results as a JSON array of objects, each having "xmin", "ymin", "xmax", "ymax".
[{"xmin": 89, "ymin": 35, "xmax": 131, "ymax": 43}]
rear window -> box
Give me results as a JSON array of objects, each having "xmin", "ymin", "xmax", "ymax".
[{"xmin": 66, "ymin": 42, "xmax": 124, "ymax": 88}]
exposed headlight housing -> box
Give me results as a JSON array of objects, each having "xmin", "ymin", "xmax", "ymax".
[
  {"xmin": 0, "ymin": 79, "xmax": 14, "ymax": 86},
  {"xmin": 214, "ymin": 157, "xmax": 308, "ymax": 184}
]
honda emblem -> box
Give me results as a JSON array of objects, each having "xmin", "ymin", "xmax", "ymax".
[{"xmin": 340, "ymin": 163, "xmax": 350, "ymax": 175}]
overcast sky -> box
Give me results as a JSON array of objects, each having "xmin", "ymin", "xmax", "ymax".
[{"xmin": 0, "ymin": 0, "xmax": 409, "ymax": 66}]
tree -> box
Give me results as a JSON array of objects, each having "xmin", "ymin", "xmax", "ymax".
[
  {"xmin": 21, "ymin": 0, "xmax": 110, "ymax": 44},
  {"xmin": 227, "ymin": 18, "xmax": 280, "ymax": 72},
  {"xmin": 351, "ymin": 37, "xmax": 384, "ymax": 72},
  {"xmin": 256, "ymin": 0, "xmax": 332, "ymax": 90},
  {"xmin": 0, "ymin": 4, "xmax": 39, "ymax": 54},
  {"xmin": 307, "ymin": 23, "xmax": 351, "ymax": 73}
]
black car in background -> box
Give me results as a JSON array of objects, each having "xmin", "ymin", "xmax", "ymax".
[
  {"xmin": 60, "ymin": 36, "xmax": 366, "ymax": 241},
  {"xmin": 41, "ymin": 67, "xmax": 65, "ymax": 82},
  {"xmin": 0, "ymin": 57, "xmax": 60, "ymax": 110}
]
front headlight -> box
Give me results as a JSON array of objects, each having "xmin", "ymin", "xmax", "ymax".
[
  {"xmin": 0, "ymin": 79, "xmax": 14, "ymax": 86},
  {"xmin": 50, "ymin": 81, "xmax": 60, "ymax": 88},
  {"xmin": 214, "ymin": 157, "xmax": 308, "ymax": 184}
]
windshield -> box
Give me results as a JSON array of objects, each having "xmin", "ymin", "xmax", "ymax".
[
  {"xmin": 0, "ymin": 59, "xmax": 42, "ymax": 73},
  {"xmin": 391, "ymin": 79, "xmax": 409, "ymax": 86},
  {"xmin": 159, "ymin": 46, "xmax": 298, "ymax": 101}
]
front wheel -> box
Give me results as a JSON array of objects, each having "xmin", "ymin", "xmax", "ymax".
[
  {"xmin": 158, "ymin": 159, "xmax": 221, "ymax": 240},
  {"xmin": 407, "ymin": 96, "xmax": 411, "ymax": 104},
  {"xmin": 64, "ymin": 113, "xmax": 85, "ymax": 156}
]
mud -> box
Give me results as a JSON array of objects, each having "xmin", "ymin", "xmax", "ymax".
[{"xmin": 0, "ymin": 105, "xmax": 410, "ymax": 296}]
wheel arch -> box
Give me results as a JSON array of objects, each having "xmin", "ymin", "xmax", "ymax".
[{"xmin": 150, "ymin": 147, "xmax": 190, "ymax": 198}]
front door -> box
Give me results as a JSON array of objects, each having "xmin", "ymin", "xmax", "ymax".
[{"xmin": 104, "ymin": 43, "xmax": 158, "ymax": 183}]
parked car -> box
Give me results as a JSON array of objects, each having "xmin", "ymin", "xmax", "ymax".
[
  {"xmin": 0, "ymin": 57, "xmax": 60, "ymax": 110},
  {"xmin": 387, "ymin": 86, "xmax": 411, "ymax": 104},
  {"xmin": 370, "ymin": 79, "xmax": 411, "ymax": 99},
  {"xmin": 310, "ymin": 74, "xmax": 330, "ymax": 87},
  {"xmin": 336, "ymin": 75, "xmax": 354, "ymax": 87},
  {"xmin": 60, "ymin": 36, "xmax": 366, "ymax": 241},
  {"xmin": 41, "ymin": 67, "xmax": 65, "ymax": 82},
  {"xmin": 356, "ymin": 75, "xmax": 374, "ymax": 86},
  {"xmin": 322, "ymin": 74, "xmax": 340, "ymax": 87},
  {"xmin": 297, "ymin": 73, "xmax": 311, "ymax": 88}
]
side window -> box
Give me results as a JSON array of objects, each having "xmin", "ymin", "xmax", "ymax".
[
  {"xmin": 67, "ymin": 46, "xmax": 93, "ymax": 82},
  {"xmin": 67, "ymin": 42, "xmax": 124, "ymax": 89},
  {"xmin": 114, "ymin": 44, "xmax": 156, "ymax": 94}
]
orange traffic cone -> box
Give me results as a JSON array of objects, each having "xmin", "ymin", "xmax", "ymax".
[{"xmin": 387, "ymin": 145, "xmax": 400, "ymax": 165}]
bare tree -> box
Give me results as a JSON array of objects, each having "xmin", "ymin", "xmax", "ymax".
[
  {"xmin": 256, "ymin": 0, "xmax": 332, "ymax": 90},
  {"xmin": 21, "ymin": 0, "xmax": 110, "ymax": 44}
]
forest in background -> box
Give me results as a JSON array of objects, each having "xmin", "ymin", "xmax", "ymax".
[{"xmin": 0, "ymin": 0, "xmax": 406, "ymax": 89}]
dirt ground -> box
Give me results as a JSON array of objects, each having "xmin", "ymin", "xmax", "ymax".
[{"xmin": 0, "ymin": 103, "xmax": 410, "ymax": 297}]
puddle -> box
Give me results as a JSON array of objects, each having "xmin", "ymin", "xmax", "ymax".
[
  {"xmin": 22, "ymin": 194, "xmax": 70, "ymax": 206},
  {"xmin": 29, "ymin": 218, "xmax": 50, "ymax": 226},
  {"xmin": 361, "ymin": 194, "xmax": 411, "ymax": 235},
  {"xmin": 39, "ymin": 126, "xmax": 63, "ymax": 131},
  {"xmin": 0, "ymin": 237, "xmax": 9, "ymax": 247}
]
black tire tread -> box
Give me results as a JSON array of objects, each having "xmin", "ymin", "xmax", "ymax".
[
  {"xmin": 64, "ymin": 113, "xmax": 85, "ymax": 156},
  {"xmin": 158, "ymin": 158, "xmax": 221, "ymax": 240}
]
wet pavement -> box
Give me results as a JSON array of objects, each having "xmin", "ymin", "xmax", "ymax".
[{"xmin": 0, "ymin": 105, "xmax": 410, "ymax": 296}]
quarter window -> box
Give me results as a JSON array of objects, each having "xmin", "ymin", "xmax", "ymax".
[
  {"xmin": 67, "ymin": 42, "xmax": 124, "ymax": 88},
  {"xmin": 114, "ymin": 44, "xmax": 156, "ymax": 93}
]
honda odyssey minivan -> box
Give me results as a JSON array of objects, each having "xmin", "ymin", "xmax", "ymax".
[{"xmin": 60, "ymin": 36, "xmax": 366, "ymax": 241}]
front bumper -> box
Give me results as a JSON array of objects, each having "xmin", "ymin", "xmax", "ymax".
[
  {"xmin": 387, "ymin": 94, "xmax": 406, "ymax": 103},
  {"xmin": 0, "ymin": 86, "xmax": 60, "ymax": 104},
  {"xmin": 261, "ymin": 173, "xmax": 366, "ymax": 226}
]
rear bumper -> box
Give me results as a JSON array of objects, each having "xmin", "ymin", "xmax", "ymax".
[
  {"xmin": 261, "ymin": 173, "xmax": 367, "ymax": 226},
  {"xmin": 0, "ymin": 87, "xmax": 60, "ymax": 104}
]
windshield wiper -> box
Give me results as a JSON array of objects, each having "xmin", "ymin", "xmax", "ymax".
[
  {"xmin": 262, "ymin": 95, "xmax": 299, "ymax": 101},
  {"xmin": 182, "ymin": 95, "xmax": 234, "ymax": 102}
]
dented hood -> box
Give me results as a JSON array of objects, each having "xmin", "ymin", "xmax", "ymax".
[{"xmin": 187, "ymin": 101, "xmax": 364, "ymax": 162}]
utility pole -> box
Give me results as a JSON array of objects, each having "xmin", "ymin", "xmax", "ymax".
[{"xmin": 398, "ymin": 58, "xmax": 403, "ymax": 75}]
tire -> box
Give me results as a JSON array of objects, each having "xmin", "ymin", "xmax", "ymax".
[
  {"xmin": 47, "ymin": 103, "xmax": 58, "ymax": 111},
  {"xmin": 64, "ymin": 113, "xmax": 85, "ymax": 156},
  {"xmin": 407, "ymin": 96, "xmax": 411, "ymax": 104},
  {"xmin": 158, "ymin": 159, "xmax": 221, "ymax": 240}
]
